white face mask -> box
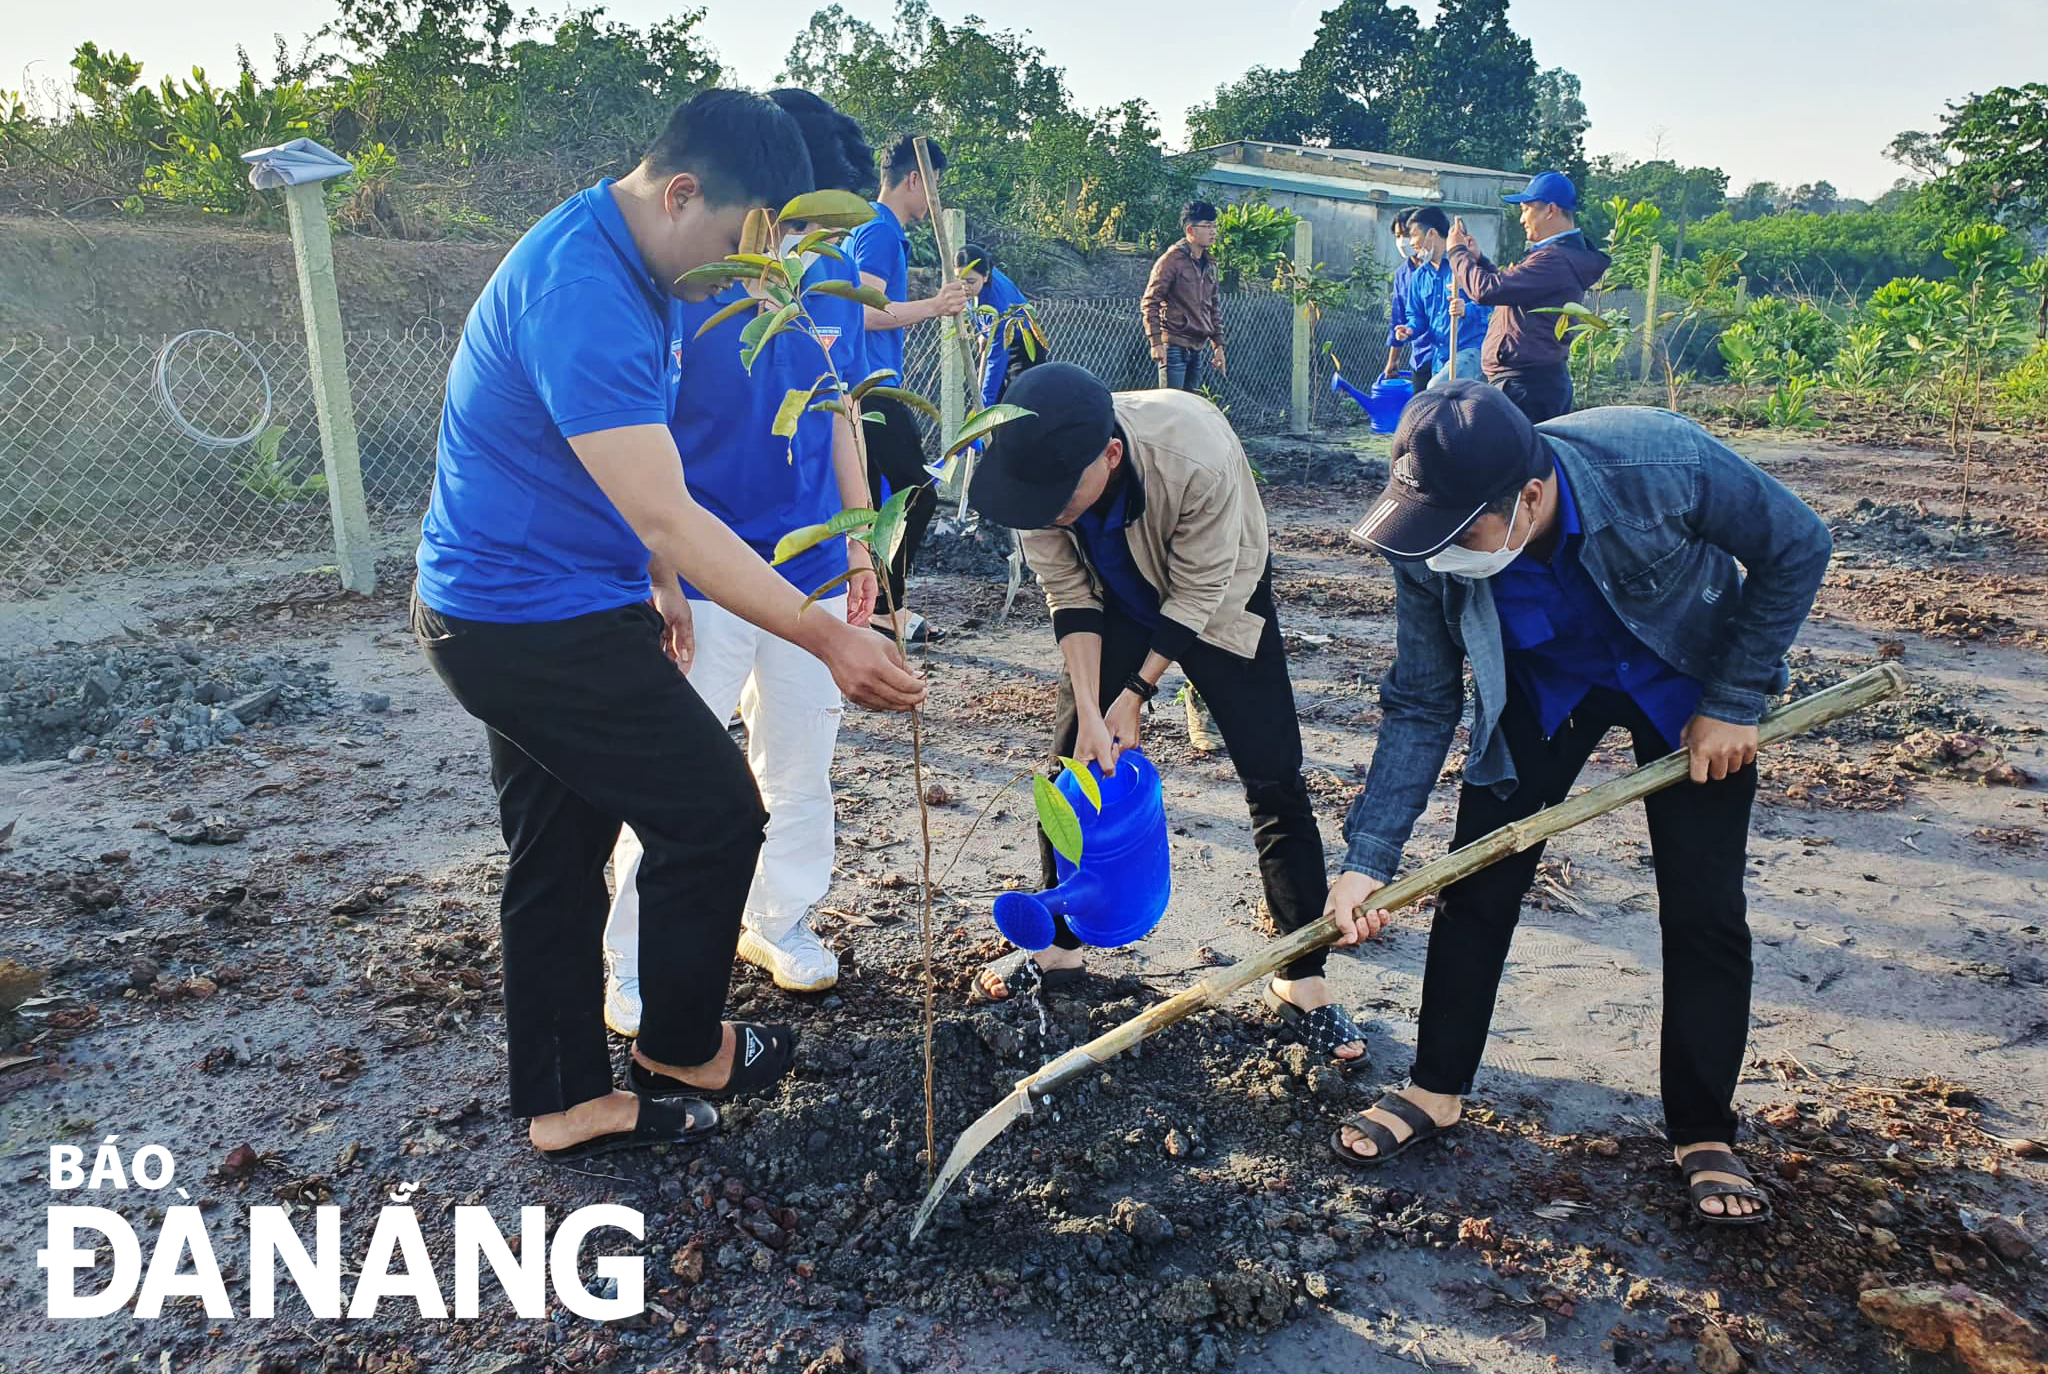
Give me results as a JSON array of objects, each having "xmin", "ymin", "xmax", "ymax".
[
  {"xmin": 1426, "ymin": 495, "xmax": 1529, "ymax": 579},
  {"xmin": 779, "ymin": 230, "xmax": 822, "ymax": 275}
]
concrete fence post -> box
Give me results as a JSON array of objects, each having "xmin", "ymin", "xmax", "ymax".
[
  {"xmin": 1290, "ymin": 218, "xmax": 1313, "ymax": 436},
  {"xmin": 1641, "ymin": 242, "xmax": 1663, "ymax": 380},
  {"xmin": 940, "ymin": 206, "xmax": 968, "ymax": 511},
  {"xmin": 241, "ymin": 139, "xmax": 375, "ymax": 595}
]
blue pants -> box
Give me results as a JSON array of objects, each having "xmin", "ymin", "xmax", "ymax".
[{"xmin": 1160, "ymin": 343, "xmax": 1209, "ymax": 392}]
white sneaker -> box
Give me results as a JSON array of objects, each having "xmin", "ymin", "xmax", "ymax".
[
  {"xmin": 737, "ymin": 921, "xmax": 839, "ymax": 992},
  {"xmin": 604, "ymin": 969, "xmax": 642, "ymax": 1037}
]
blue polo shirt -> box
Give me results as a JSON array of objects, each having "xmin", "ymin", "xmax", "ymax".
[
  {"xmin": 671, "ymin": 252, "xmax": 864, "ymax": 599},
  {"xmin": 1491, "ymin": 463, "xmax": 1703, "ymax": 748},
  {"xmin": 975, "ymin": 267, "xmax": 1029, "ymax": 406},
  {"xmin": 1386, "ymin": 257, "xmax": 1432, "ymax": 371},
  {"xmin": 1405, "ymin": 255, "xmax": 1492, "ymax": 365},
  {"xmin": 417, "ymin": 180, "xmax": 682, "ymax": 622},
  {"xmin": 1070, "ymin": 456, "xmax": 1159, "ymax": 629},
  {"xmin": 848, "ymin": 199, "xmax": 910, "ymax": 383}
]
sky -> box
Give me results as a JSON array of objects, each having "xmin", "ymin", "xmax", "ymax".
[{"xmin": 6, "ymin": 0, "xmax": 2045, "ymax": 202}]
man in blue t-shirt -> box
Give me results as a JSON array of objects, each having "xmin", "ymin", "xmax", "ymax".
[
  {"xmin": 846, "ymin": 134, "xmax": 970, "ymax": 644},
  {"xmin": 604, "ymin": 89, "xmax": 880, "ymax": 1019},
  {"xmin": 1382, "ymin": 208, "xmax": 1434, "ymax": 388},
  {"xmin": 412, "ymin": 89, "xmax": 924, "ymax": 1166},
  {"xmin": 1403, "ymin": 206, "xmax": 1493, "ymax": 389}
]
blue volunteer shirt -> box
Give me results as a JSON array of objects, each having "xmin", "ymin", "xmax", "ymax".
[
  {"xmin": 671, "ymin": 251, "xmax": 865, "ymax": 599},
  {"xmin": 1386, "ymin": 257, "xmax": 1432, "ymax": 371},
  {"xmin": 1491, "ymin": 462, "xmax": 1704, "ymax": 747},
  {"xmin": 417, "ymin": 181, "xmax": 681, "ymax": 622},
  {"xmin": 1405, "ymin": 255, "xmax": 1492, "ymax": 365},
  {"xmin": 975, "ymin": 266, "xmax": 1029, "ymax": 406},
  {"xmin": 1070, "ymin": 454, "xmax": 1160, "ymax": 629},
  {"xmin": 848, "ymin": 199, "xmax": 910, "ymax": 384}
]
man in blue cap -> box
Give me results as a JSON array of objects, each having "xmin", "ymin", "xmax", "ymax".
[{"xmin": 1447, "ymin": 170, "xmax": 1609, "ymax": 423}]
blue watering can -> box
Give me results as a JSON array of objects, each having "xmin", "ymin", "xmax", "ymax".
[
  {"xmin": 992, "ymin": 750, "xmax": 1171, "ymax": 951},
  {"xmin": 1333, "ymin": 369, "xmax": 1412, "ymax": 434}
]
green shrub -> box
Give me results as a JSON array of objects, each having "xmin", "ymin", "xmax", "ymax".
[
  {"xmin": 1996, "ymin": 343, "xmax": 2048, "ymax": 430},
  {"xmin": 1717, "ymin": 297, "xmax": 1841, "ymax": 384}
]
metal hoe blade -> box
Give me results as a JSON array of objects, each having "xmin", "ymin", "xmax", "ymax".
[{"xmin": 909, "ymin": 1086, "xmax": 1030, "ymax": 1241}]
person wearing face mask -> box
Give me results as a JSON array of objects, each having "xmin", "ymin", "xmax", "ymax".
[
  {"xmin": 1403, "ymin": 207, "xmax": 1492, "ymax": 388},
  {"xmin": 1327, "ymin": 382, "xmax": 1831, "ymax": 1228},
  {"xmin": 413, "ymin": 90, "xmax": 926, "ymax": 1165},
  {"xmin": 1382, "ymin": 209, "xmax": 1433, "ymax": 389},
  {"xmin": 602, "ymin": 88, "xmax": 882, "ymax": 1016}
]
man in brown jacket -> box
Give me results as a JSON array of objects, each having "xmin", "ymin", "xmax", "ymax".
[
  {"xmin": 964, "ymin": 363, "xmax": 1367, "ymax": 1069},
  {"xmin": 1143, "ymin": 200, "xmax": 1227, "ymax": 392}
]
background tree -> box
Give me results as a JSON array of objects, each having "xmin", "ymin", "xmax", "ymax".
[
  {"xmin": 1729, "ymin": 180, "xmax": 1782, "ymax": 221},
  {"xmin": 1185, "ymin": 67, "xmax": 1317, "ymax": 149},
  {"xmin": 1909, "ymin": 84, "xmax": 2048, "ymax": 229},
  {"xmin": 1294, "ymin": 0, "xmax": 1420, "ymax": 150},
  {"xmin": 1387, "ymin": 0, "xmax": 1537, "ymax": 171},
  {"xmin": 1525, "ymin": 66, "xmax": 1589, "ymax": 180}
]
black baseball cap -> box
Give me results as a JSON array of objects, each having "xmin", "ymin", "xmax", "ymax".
[
  {"xmin": 1351, "ymin": 379, "xmax": 1552, "ymax": 560},
  {"xmin": 967, "ymin": 362, "xmax": 1115, "ymax": 529}
]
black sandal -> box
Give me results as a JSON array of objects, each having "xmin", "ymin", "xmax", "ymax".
[
  {"xmin": 629, "ymin": 1022, "xmax": 797, "ymax": 1103},
  {"xmin": 1264, "ymin": 985, "xmax": 1369, "ymax": 1072},
  {"xmin": 1330, "ymin": 1092, "xmax": 1458, "ymax": 1167},
  {"xmin": 1675, "ymin": 1147, "xmax": 1774, "ymax": 1227},
  {"xmin": 976, "ymin": 949, "xmax": 1086, "ymax": 1002},
  {"xmin": 539, "ymin": 1093, "xmax": 718, "ymax": 1163}
]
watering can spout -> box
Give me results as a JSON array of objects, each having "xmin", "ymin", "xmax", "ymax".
[
  {"xmin": 1331, "ymin": 370, "xmax": 1371, "ymax": 408},
  {"xmin": 991, "ymin": 869, "xmax": 1106, "ymax": 952}
]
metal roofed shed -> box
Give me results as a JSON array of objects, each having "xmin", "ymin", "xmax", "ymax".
[{"xmin": 1193, "ymin": 140, "xmax": 1527, "ymax": 274}]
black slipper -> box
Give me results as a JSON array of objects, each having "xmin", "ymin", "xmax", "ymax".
[
  {"xmin": 1675, "ymin": 1147, "xmax": 1774, "ymax": 1227},
  {"xmin": 628, "ymin": 1022, "xmax": 797, "ymax": 1103},
  {"xmin": 1330, "ymin": 1091, "xmax": 1458, "ymax": 1168},
  {"xmin": 1263, "ymin": 984, "xmax": 1369, "ymax": 1072},
  {"xmin": 976, "ymin": 949, "xmax": 1085, "ymax": 1002},
  {"xmin": 539, "ymin": 1093, "xmax": 718, "ymax": 1163}
]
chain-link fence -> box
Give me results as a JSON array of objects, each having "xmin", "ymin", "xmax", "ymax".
[{"xmin": 3, "ymin": 288, "xmax": 1388, "ymax": 654}]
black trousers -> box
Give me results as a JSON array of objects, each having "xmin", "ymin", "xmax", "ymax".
[
  {"xmin": 1043, "ymin": 571, "xmax": 1331, "ymax": 980},
  {"xmin": 1409, "ymin": 684, "xmax": 1757, "ymax": 1145},
  {"xmin": 1411, "ymin": 360, "xmax": 1434, "ymax": 393},
  {"xmin": 862, "ymin": 394, "xmax": 939, "ymax": 615},
  {"xmin": 412, "ymin": 591, "xmax": 767, "ymax": 1118},
  {"xmin": 1489, "ymin": 363, "xmax": 1574, "ymax": 423}
]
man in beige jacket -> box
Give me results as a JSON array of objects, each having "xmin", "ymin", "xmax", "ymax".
[{"xmin": 965, "ymin": 363, "xmax": 1365, "ymax": 1068}]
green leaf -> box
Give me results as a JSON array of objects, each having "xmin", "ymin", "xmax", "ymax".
[
  {"xmin": 730, "ymin": 253, "xmax": 783, "ymax": 269},
  {"xmin": 772, "ymin": 510, "xmax": 879, "ymax": 565},
  {"xmin": 676, "ymin": 262, "xmax": 756, "ymax": 290},
  {"xmin": 1033, "ymin": 775, "xmax": 1084, "ymax": 865},
  {"xmin": 777, "ymin": 189, "xmax": 876, "ymax": 229},
  {"xmin": 692, "ymin": 296, "xmax": 756, "ymax": 341},
  {"xmin": 868, "ymin": 485, "xmax": 915, "ymax": 570},
  {"xmin": 944, "ymin": 403, "xmax": 1034, "ymax": 458},
  {"xmin": 740, "ymin": 301, "xmax": 804, "ymax": 373},
  {"xmin": 810, "ymin": 398, "xmax": 852, "ymax": 418},
  {"xmin": 806, "ymin": 278, "xmax": 893, "ymax": 310},
  {"xmin": 798, "ymin": 568, "xmax": 862, "ymax": 614},
  {"xmin": 1058, "ymin": 756, "xmax": 1102, "ymax": 813},
  {"xmin": 848, "ymin": 368, "xmax": 900, "ymax": 400},
  {"xmin": 772, "ymin": 387, "xmax": 817, "ymax": 439},
  {"xmin": 861, "ymin": 386, "xmax": 941, "ymax": 422},
  {"xmin": 793, "ymin": 228, "xmax": 846, "ymax": 259}
]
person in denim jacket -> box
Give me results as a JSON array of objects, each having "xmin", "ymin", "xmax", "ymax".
[{"xmin": 1324, "ymin": 381, "xmax": 1831, "ymax": 1226}]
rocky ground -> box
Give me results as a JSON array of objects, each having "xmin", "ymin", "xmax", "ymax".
[{"xmin": 1, "ymin": 428, "xmax": 2045, "ymax": 1374}]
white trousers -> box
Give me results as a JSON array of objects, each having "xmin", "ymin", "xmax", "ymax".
[{"xmin": 606, "ymin": 594, "xmax": 845, "ymax": 976}]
